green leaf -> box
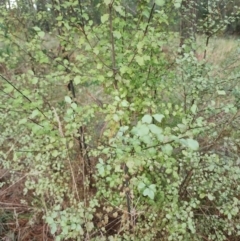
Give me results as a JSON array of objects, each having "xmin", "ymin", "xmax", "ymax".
[
  {"xmin": 101, "ymin": 14, "xmax": 109, "ymax": 23},
  {"xmin": 126, "ymin": 160, "xmax": 135, "ymax": 171},
  {"xmin": 74, "ymin": 76, "xmax": 81, "ymax": 84},
  {"xmin": 56, "ymin": 237, "xmax": 61, "ymax": 241},
  {"xmin": 96, "ymin": 162, "xmax": 105, "ymax": 177},
  {"xmin": 19, "ymin": 118, "xmax": 27, "ymax": 124},
  {"xmin": 190, "ymin": 104, "xmax": 197, "ymax": 114},
  {"xmin": 71, "ymin": 102, "xmax": 77, "ymax": 110},
  {"xmin": 149, "ymin": 184, "xmax": 156, "ymax": 191},
  {"xmin": 143, "ymin": 187, "xmax": 155, "ymax": 199},
  {"xmin": 136, "ymin": 124, "xmax": 149, "ymax": 136},
  {"xmin": 186, "ymin": 139, "xmax": 199, "ymax": 150},
  {"xmin": 46, "ymin": 216, "xmax": 54, "ymax": 224},
  {"xmin": 140, "ymin": 135, "xmax": 152, "ymax": 145},
  {"xmin": 113, "ymin": 114, "xmax": 119, "ymax": 122},
  {"xmin": 33, "ymin": 26, "xmax": 41, "ymax": 31},
  {"xmin": 149, "ymin": 124, "xmax": 162, "ymax": 135},
  {"xmin": 135, "ymin": 55, "xmax": 144, "ymax": 66},
  {"xmin": 157, "ymin": 134, "xmax": 164, "ymax": 142},
  {"xmin": 52, "ymin": 150, "xmax": 59, "ymax": 157},
  {"xmin": 161, "ymin": 144, "xmax": 173, "ymax": 155},
  {"xmin": 38, "ymin": 31, "xmax": 45, "ymax": 38},
  {"xmin": 165, "ymin": 168, "xmax": 172, "ymax": 174},
  {"xmin": 153, "ymin": 114, "xmax": 164, "ymax": 123},
  {"xmin": 177, "ymin": 124, "xmax": 187, "ymax": 132},
  {"xmin": 31, "ymin": 109, "xmax": 39, "ymax": 118},
  {"xmin": 113, "ymin": 31, "xmax": 121, "ymax": 39},
  {"xmin": 174, "ymin": 0, "xmax": 182, "ymax": 8},
  {"xmin": 231, "ymin": 206, "xmax": 239, "ymax": 216},
  {"xmin": 207, "ymin": 193, "xmax": 214, "ymax": 201},
  {"xmin": 51, "ymin": 223, "xmax": 57, "ymax": 234},
  {"xmin": 104, "ymin": 0, "xmax": 111, "ymax": 4},
  {"xmin": 71, "ymin": 223, "xmax": 77, "ymax": 230},
  {"xmin": 142, "ymin": 114, "xmax": 152, "ymax": 124},
  {"xmin": 138, "ymin": 181, "xmax": 146, "ymax": 191},
  {"xmin": 199, "ymin": 193, "xmax": 206, "ymax": 199},
  {"xmin": 31, "ymin": 77, "xmax": 38, "ymax": 84},
  {"xmin": 4, "ymin": 85, "xmax": 13, "ymax": 93},
  {"xmin": 143, "ymin": 184, "xmax": 156, "ymax": 200},
  {"xmin": 121, "ymin": 100, "xmax": 129, "ymax": 107},
  {"xmin": 217, "ymin": 90, "xmax": 226, "ymax": 95},
  {"xmin": 155, "ymin": 0, "xmax": 165, "ymax": 6},
  {"xmin": 65, "ymin": 96, "xmax": 72, "ymax": 104}
]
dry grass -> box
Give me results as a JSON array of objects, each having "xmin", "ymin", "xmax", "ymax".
[{"xmin": 196, "ymin": 35, "xmax": 240, "ymax": 64}]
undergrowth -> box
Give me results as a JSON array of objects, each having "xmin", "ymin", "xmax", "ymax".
[{"xmin": 1, "ymin": 1, "xmax": 240, "ymax": 240}]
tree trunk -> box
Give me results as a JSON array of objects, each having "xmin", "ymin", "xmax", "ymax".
[{"xmin": 179, "ymin": 0, "xmax": 197, "ymax": 52}]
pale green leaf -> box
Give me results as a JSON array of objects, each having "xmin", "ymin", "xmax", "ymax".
[
  {"xmin": 97, "ymin": 63, "xmax": 102, "ymax": 69},
  {"xmin": 157, "ymin": 134, "xmax": 164, "ymax": 142},
  {"xmin": 166, "ymin": 168, "xmax": 172, "ymax": 174},
  {"xmin": 113, "ymin": 114, "xmax": 119, "ymax": 122},
  {"xmin": 207, "ymin": 193, "xmax": 214, "ymax": 201},
  {"xmin": 74, "ymin": 76, "xmax": 81, "ymax": 84},
  {"xmin": 136, "ymin": 124, "xmax": 149, "ymax": 136},
  {"xmin": 32, "ymin": 77, "xmax": 38, "ymax": 84},
  {"xmin": 51, "ymin": 211, "xmax": 58, "ymax": 218},
  {"xmin": 177, "ymin": 124, "xmax": 187, "ymax": 132},
  {"xmin": 138, "ymin": 182, "xmax": 146, "ymax": 190},
  {"xmin": 149, "ymin": 124, "xmax": 162, "ymax": 135},
  {"xmin": 31, "ymin": 109, "xmax": 39, "ymax": 118},
  {"xmin": 149, "ymin": 184, "xmax": 156, "ymax": 191},
  {"xmin": 51, "ymin": 223, "xmax": 57, "ymax": 234},
  {"xmin": 161, "ymin": 144, "xmax": 173, "ymax": 155},
  {"xmin": 155, "ymin": 0, "xmax": 165, "ymax": 6},
  {"xmin": 114, "ymin": 96, "xmax": 120, "ymax": 101},
  {"xmin": 38, "ymin": 31, "xmax": 45, "ymax": 38},
  {"xmin": 190, "ymin": 104, "xmax": 197, "ymax": 114},
  {"xmin": 114, "ymin": 5, "xmax": 124, "ymax": 15},
  {"xmin": 142, "ymin": 114, "xmax": 152, "ymax": 124},
  {"xmin": 104, "ymin": 0, "xmax": 111, "ymax": 4},
  {"xmin": 186, "ymin": 139, "xmax": 199, "ymax": 150},
  {"xmin": 19, "ymin": 118, "xmax": 27, "ymax": 124},
  {"xmin": 217, "ymin": 90, "xmax": 226, "ymax": 95},
  {"xmin": 101, "ymin": 14, "xmax": 109, "ymax": 23},
  {"xmin": 52, "ymin": 150, "xmax": 59, "ymax": 157},
  {"xmin": 46, "ymin": 216, "xmax": 54, "ymax": 224},
  {"xmin": 231, "ymin": 206, "xmax": 239, "ymax": 216},
  {"xmin": 33, "ymin": 26, "xmax": 41, "ymax": 31},
  {"xmin": 143, "ymin": 187, "xmax": 155, "ymax": 199},
  {"xmin": 71, "ymin": 102, "xmax": 77, "ymax": 110},
  {"xmin": 121, "ymin": 100, "xmax": 129, "ymax": 107},
  {"xmin": 140, "ymin": 135, "xmax": 152, "ymax": 145},
  {"xmin": 166, "ymin": 214, "xmax": 172, "ymax": 219},
  {"xmin": 113, "ymin": 31, "xmax": 121, "ymax": 39},
  {"xmin": 4, "ymin": 85, "xmax": 13, "ymax": 93},
  {"xmin": 56, "ymin": 237, "xmax": 61, "ymax": 241},
  {"xmin": 174, "ymin": 0, "xmax": 182, "ymax": 8},
  {"xmin": 135, "ymin": 55, "xmax": 144, "ymax": 66},
  {"xmin": 65, "ymin": 96, "xmax": 72, "ymax": 104},
  {"xmin": 96, "ymin": 162, "xmax": 105, "ymax": 177},
  {"xmin": 144, "ymin": 55, "xmax": 150, "ymax": 61},
  {"xmin": 71, "ymin": 223, "xmax": 77, "ymax": 230},
  {"xmin": 199, "ymin": 193, "xmax": 206, "ymax": 199},
  {"xmin": 153, "ymin": 114, "xmax": 164, "ymax": 123}
]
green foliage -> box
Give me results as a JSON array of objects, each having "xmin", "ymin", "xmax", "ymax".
[{"xmin": 1, "ymin": 0, "xmax": 240, "ymax": 240}]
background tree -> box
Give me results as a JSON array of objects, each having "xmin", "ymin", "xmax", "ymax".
[{"xmin": 179, "ymin": 0, "xmax": 198, "ymax": 52}]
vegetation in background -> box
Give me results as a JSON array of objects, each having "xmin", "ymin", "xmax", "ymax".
[{"xmin": 1, "ymin": 0, "xmax": 240, "ymax": 240}]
